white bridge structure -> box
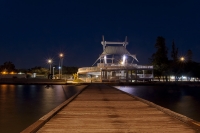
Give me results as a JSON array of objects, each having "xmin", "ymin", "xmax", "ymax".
[{"xmin": 78, "ymin": 36, "xmax": 154, "ymax": 82}]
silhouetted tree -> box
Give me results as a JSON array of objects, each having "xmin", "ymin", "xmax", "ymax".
[
  {"xmin": 150, "ymin": 36, "xmax": 169, "ymax": 81},
  {"xmin": 62, "ymin": 66, "xmax": 78, "ymax": 74},
  {"xmin": 0, "ymin": 61, "xmax": 16, "ymax": 72},
  {"xmin": 171, "ymin": 40, "xmax": 178, "ymax": 61},
  {"xmin": 170, "ymin": 40, "xmax": 179, "ymax": 81},
  {"xmin": 149, "ymin": 38, "xmax": 200, "ymax": 82},
  {"xmin": 186, "ymin": 49, "xmax": 193, "ymax": 62},
  {"xmin": 30, "ymin": 66, "xmax": 48, "ymax": 75},
  {"xmin": 193, "ymin": 62, "xmax": 200, "ymax": 80}
]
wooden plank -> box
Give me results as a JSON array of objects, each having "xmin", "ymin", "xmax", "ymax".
[{"xmin": 37, "ymin": 84, "xmax": 199, "ymax": 133}]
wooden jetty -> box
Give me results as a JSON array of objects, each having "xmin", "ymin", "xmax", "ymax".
[{"xmin": 22, "ymin": 84, "xmax": 200, "ymax": 133}]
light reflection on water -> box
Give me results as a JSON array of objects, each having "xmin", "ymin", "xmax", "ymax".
[
  {"xmin": 0, "ymin": 85, "xmax": 82, "ymax": 133},
  {"xmin": 115, "ymin": 85, "xmax": 200, "ymax": 122}
]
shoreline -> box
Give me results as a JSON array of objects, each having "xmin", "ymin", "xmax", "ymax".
[
  {"xmin": 0, "ymin": 78, "xmax": 200, "ymax": 87},
  {"xmin": 0, "ymin": 78, "xmax": 67, "ymax": 85}
]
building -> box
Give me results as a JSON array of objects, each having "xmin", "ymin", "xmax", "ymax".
[{"xmin": 78, "ymin": 36, "xmax": 154, "ymax": 82}]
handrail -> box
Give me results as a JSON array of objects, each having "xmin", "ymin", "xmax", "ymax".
[{"xmin": 78, "ymin": 64, "xmax": 153, "ymax": 73}]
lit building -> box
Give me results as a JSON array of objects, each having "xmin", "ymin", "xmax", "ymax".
[{"xmin": 78, "ymin": 36, "xmax": 154, "ymax": 82}]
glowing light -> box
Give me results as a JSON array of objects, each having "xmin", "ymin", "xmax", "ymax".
[
  {"xmin": 182, "ymin": 76, "xmax": 186, "ymax": 79},
  {"xmin": 122, "ymin": 55, "xmax": 126, "ymax": 64},
  {"xmin": 2, "ymin": 71, "xmax": 6, "ymax": 74},
  {"xmin": 10, "ymin": 72, "xmax": 15, "ymax": 74},
  {"xmin": 180, "ymin": 57, "xmax": 185, "ymax": 61},
  {"xmin": 48, "ymin": 59, "xmax": 52, "ymax": 64},
  {"xmin": 170, "ymin": 76, "xmax": 175, "ymax": 79},
  {"xmin": 47, "ymin": 59, "xmax": 53, "ymax": 74},
  {"xmin": 104, "ymin": 56, "xmax": 107, "ymax": 64},
  {"xmin": 59, "ymin": 53, "xmax": 64, "ymax": 58}
]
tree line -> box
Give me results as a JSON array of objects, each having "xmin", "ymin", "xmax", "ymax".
[
  {"xmin": 0, "ymin": 62, "xmax": 16, "ymax": 73},
  {"xmin": 150, "ymin": 36, "xmax": 200, "ymax": 81},
  {"xmin": 0, "ymin": 62, "xmax": 78, "ymax": 75}
]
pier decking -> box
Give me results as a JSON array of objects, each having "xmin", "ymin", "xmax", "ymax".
[{"xmin": 27, "ymin": 84, "xmax": 199, "ymax": 132}]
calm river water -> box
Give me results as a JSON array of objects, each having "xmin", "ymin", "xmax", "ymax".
[
  {"xmin": 115, "ymin": 85, "xmax": 200, "ymax": 122},
  {"xmin": 0, "ymin": 85, "xmax": 84, "ymax": 133}
]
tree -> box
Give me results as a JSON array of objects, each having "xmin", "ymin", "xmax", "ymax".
[
  {"xmin": 30, "ymin": 66, "xmax": 48, "ymax": 75},
  {"xmin": 170, "ymin": 40, "xmax": 179, "ymax": 81},
  {"xmin": 186, "ymin": 49, "xmax": 193, "ymax": 62},
  {"xmin": 184, "ymin": 49, "xmax": 193, "ymax": 81},
  {"xmin": 62, "ymin": 66, "xmax": 78, "ymax": 74},
  {"xmin": 171, "ymin": 40, "xmax": 178, "ymax": 61},
  {"xmin": 150, "ymin": 36, "xmax": 169, "ymax": 81},
  {"xmin": 0, "ymin": 61, "xmax": 16, "ymax": 73}
]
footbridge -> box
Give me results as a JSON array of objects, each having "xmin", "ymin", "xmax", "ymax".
[{"xmin": 22, "ymin": 84, "xmax": 200, "ymax": 133}]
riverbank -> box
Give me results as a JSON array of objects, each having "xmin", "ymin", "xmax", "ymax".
[
  {"xmin": 0, "ymin": 78, "xmax": 200, "ymax": 87},
  {"xmin": 106, "ymin": 81, "xmax": 200, "ymax": 87},
  {"xmin": 0, "ymin": 78, "xmax": 67, "ymax": 85}
]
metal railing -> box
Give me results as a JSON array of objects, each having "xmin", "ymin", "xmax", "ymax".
[
  {"xmin": 97, "ymin": 63, "xmax": 153, "ymax": 69},
  {"xmin": 78, "ymin": 63, "xmax": 153, "ymax": 73},
  {"xmin": 78, "ymin": 67, "xmax": 100, "ymax": 73}
]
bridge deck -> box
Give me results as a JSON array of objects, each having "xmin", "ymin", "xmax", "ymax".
[{"xmin": 36, "ymin": 84, "xmax": 198, "ymax": 133}]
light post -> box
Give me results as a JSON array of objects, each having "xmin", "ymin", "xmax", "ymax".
[
  {"xmin": 48, "ymin": 59, "xmax": 52, "ymax": 74},
  {"xmin": 180, "ymin": 57, "xmax": 185, "ymax": 62},
  {"xmin": 59, "ymin": 53, "xmax": 64, "ymax": 79},
  {"xmin": 53, "ymin": 67, "xmax": 55, "ymax": 79},
  {"xmin": 180, "ymin": 56, "xmax": 185, "ymax": 81}
]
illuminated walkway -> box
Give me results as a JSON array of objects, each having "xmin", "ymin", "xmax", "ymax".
[{"xmin": 23, "ymin": 84, "xmax": 200, "ymax": 132}]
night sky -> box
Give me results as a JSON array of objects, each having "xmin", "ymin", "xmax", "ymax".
[{"xmin": 1, "ymin": 0, "xmax": 200, "ymax": 69}]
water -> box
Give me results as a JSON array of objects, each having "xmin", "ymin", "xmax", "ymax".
[
  {"xmin": 0, "ymin": 85, "xmax": 83, "ymax": 133},
  {"xmin": 115, "ymin": 85, "xmax": 200, "ymax": 122}
]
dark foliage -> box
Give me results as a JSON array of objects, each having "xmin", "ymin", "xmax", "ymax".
[
  {"xmin": 150, "ymin": 36, "xmax": 169, "ymax": 81},
  {"xmin": 0, "ymin": 61, "xmax": 16, "ymax": 72},
  {"xmin": 150, "ymin": 37, "xmax": 200, "ymax": 81}
]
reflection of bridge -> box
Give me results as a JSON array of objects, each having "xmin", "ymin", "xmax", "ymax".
[{"xmin": 78, "ymin": 36, "xmax": 154, "ymax": 82}]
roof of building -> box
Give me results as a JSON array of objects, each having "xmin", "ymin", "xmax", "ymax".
[
  {"xmin": 92, "ymin": 36, "xmax": 139, "ymax": 66},
  {"xmin": 92, "ymin": 45, "xmax": 138, "ymax": 66},
  {"xmin": 101, "ymin": 46, "xmax": 131, "ymax": 55}
]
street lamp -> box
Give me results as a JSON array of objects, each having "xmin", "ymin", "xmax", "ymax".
[
  {"xmin": 59, "ymin": 53, "xmax": 64, "ymax": 79},
  {"xmin": 48, "ymin": 59, "xmax": 52, "ymax": 74},
  {"xmin": 53, "ymin": 67, "xmax": 55, "ymax": 79},
  {"xmin": 180, "ymin": 57, "xmax": 185, "ymax": 62},
  {"xmin": 179, "ymin": 56, "xmax": 185, "ymax": 81}
]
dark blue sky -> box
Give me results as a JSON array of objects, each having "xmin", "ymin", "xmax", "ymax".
[{"xmin": 0, "ymin": 0, "xmax": 200, "ymax": 69}]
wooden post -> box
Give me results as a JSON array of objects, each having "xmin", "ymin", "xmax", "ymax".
[
  {"xmin": 126, "ymin": 69, "xmax": 128, "ymax": 82},
  {"xmin": 100, "ymin": 70, "xmax": 102, "ymax": 82},
  {"xmin": 131, "ymin": 70, "xmax": 132, "ymax": 82},
  {"xmin": 136, "ymin": 69, "xmax": 138, "ymax": 82}
]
